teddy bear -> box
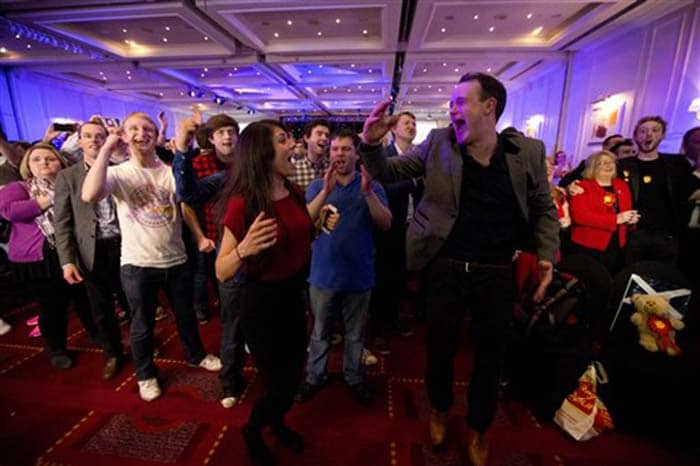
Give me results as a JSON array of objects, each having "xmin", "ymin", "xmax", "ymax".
[{"xmin": 629, "ymin": 293, "xmax": 684, "ymax": 357}]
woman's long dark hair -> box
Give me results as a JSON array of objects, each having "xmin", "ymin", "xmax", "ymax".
[{"xmin": 215, "ymin": 119, "xmax": 306, "ymax": 230}]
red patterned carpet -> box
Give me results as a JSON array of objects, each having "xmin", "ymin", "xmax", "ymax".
[{"xmin": 0, "ymin": 300, "xmax": 697, "ymax": 466}]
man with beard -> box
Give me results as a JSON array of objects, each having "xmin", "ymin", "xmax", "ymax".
[
  {"xmin": 53, "ymin": 120, "xmax": 127, "ymax": 380},
  {"xmin": 82, "ymin": 112, "xmax": 222, "ymax": 402},
  {"xmin": 358, "ymin": 72, "xmax": 558, "ymax": 466},
  {"xmin": 619, "ymin": 116, "xmax": 692, "ymax": 265},
  {"xmin": 289, "ymin": 119, "xmax": 330, "ymax": 191}
]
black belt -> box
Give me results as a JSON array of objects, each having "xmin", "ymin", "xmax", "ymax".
[{"xmin": 445, "ymin": 258, "xmax": 511, "ymax": 273}]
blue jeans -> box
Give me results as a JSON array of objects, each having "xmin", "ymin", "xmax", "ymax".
[
  {"xmin": 306, "ymin": 286, "xmax": 370, "ymax": 386},
  {"xmin": 193, "ymin": 250, "xmax": 217, "ymax": 312},
  {"xmin": 218, "ymin": 278, "xmax": 246, "ymax": 392},
  {"xmin": 120, "ymin": 263, "xmax": 207, "ymax": 380}
]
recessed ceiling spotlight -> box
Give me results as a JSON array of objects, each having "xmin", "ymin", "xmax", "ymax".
[
  {"xmin": 127, "ymin": 76, "xmax": 132, "ymax": 80},
  {"xmin": 347, "ymin": 89, "xmax": 351, "ymax": 92},
  {"xmin": 487, "ymin": 67, "xmax": 492, "ymax": 72},
  {"xmin": 454, "ymin": 68, "xmax": 459, "ymax": 72},
  {"xmin": 256, "ymin": 72, "xmax": 261, "ymax": 76},
  {"xmin": 234, "ymin": 67, "xmax": 238, "ymax": 71},
  {"xmin": 335, "ymin": 18, "xmax": 341, "ymax": 24},
  {"xmin": 350, "ymin": 64, "xmax": 355, "ymax": 68},
  {"xmin": 203, "ymin": 36, "xmax": 209, "ymax": 41},
  {"xmin": 200, "ymin": 73, "xmax": 205, "ymax": 77},
  {"xmin": 531, "ymin": 26, "xmax": 543, "ymax": 36},
  {"xmin": 442, "ymin": 62, "xmax": 447, "ymax": 67},
  {"xmin": 317, "ymin": 31, "xmax": 322, "ymax": 36},
  {"xmin": 162, "ymin": 37, "xmax": 168, "ymax": 42},
  {"xmin": 414, "ymin": 87, "xmax": 418, "ymax": 92},
  {"xmin": 423, "ymin": 68, "xmax": 428, "ymax": 73},
  {"xmin": 438, "ymin": 88, "xmax": 443, "ymax": 92},
  {"xmin": 362, "ymin": 29, "xmax": 368, "ymax": 35},
  {"xmin": 527, "ymin": 13, "xmax": 533, "ymax": 19},
  {"xmin": 122, "ymin": 28, "xmax": 127, "ymax": 33},
  {"xmin": 287, "ymin": 20, "xmax": 293, "ymax": 26},
  {"xmin": 273, "ymin": 32, "xmax": 279, "ymax": 38},
  {"xmin": 204, "ymin": 67, "xmax": 208, "ymax": 72},
  {"xmin": 228, "ymin": 72, "xmax": 233, "ymax": 77},
  {"xmin": 318, "ymin": 64, "xmax": 323, "ymax": 68},
  {"xmin": 368, "ymin": 68, "xmax": 373, "ymax": 73},
  {"xmin": 428, "ymin": 85, "xmax": 432, "ymax": 89},
  {"xmin": 473, "ymin": 15, "xmax": 479, "ymax": 20},
  {"xmin": 440, "ymin": 27, "xmax": 446, "ymax": 33},
  {"xmin": 180, "ymin": 91, "xmax": 185, "ymax": 96},
  {"xmin": 371, "ymin": 88, "xmax": 376, "ymax": 92},
  {"xmin": 126, "ymin": 70, "xmax": 131, "ymax": 74},
  {"xmin": 99, "ymin": 71, "xmax": 104, "ymax": 75},
  {"xmin": 165, "ymin": 26, "xmax": 171, "ymax": 31},
  {"xmin": 489, "ymin": 26, "xmax": 495, "ymax": 32},
  {"xmin": 159, "ymin": 92, "xmax": 164, "ymax": 97},
  {"xmin": 102, "ymin": 76, "xmax": 107, "ymax": 81}
]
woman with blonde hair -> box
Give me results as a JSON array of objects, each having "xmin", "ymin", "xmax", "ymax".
[
  {"xmin": 569, "ymin": 150, "xmax": 638, "ymax": 272},
  {"xmin": 0, "ymin": 143, "xmax": 95, "ymax": 368}
]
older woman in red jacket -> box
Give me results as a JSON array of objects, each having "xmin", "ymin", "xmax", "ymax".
[{"xmin": 569, "ymin": 150, "xmax": 638, "ymax": 272}]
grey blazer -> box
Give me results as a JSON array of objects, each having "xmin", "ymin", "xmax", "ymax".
[
  {"xmin": 360, "ymin": 127, "xmax": 559, "ymax": 271},
  {"xmin": 54, "ymin": 162, "xmax": 106, "ymax": 272}
]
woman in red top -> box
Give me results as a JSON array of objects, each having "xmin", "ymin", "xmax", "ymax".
[
  {"xmin": 215, "ymin": 120, "xmax": 337, "ymax": 466},
  {"xmin": 569, "ymin": 150, "xmax": 638, "ymax": 272}
]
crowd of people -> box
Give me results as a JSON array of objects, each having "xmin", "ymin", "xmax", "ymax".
[{"xmin": 0, "ymin": 71, "xmax": 698, "ymax": 466}]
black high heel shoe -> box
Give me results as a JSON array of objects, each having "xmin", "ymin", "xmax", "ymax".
[
  {"xmin": 242, "ymin": 425, "xmax": 275, "ymax": 466},
  {"xmin": 272, "ymin": 423, "xmax": 304, "ymax": 454}
]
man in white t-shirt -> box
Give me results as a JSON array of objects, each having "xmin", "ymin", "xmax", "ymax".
[{"xmin": 82, "ymin": 111, "xmax": 221, "ymax": 402}]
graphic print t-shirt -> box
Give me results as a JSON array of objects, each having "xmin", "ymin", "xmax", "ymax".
[{"xmin": 106, "ymin": 158, "xmax": 187, "ymax": 268}]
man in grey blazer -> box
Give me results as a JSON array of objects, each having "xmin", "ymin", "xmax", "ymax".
[
  {"xmin": 360, "ymin": 72, "xmax": 559, "ymax": 466},
  {"xmin": 54, "ymin": 120, "xmax": 125, "ymax": 380}
]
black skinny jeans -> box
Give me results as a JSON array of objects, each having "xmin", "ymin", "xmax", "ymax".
[{"xmin": 240, "ymin": 274, "xmax": 308, "ymax": 431}]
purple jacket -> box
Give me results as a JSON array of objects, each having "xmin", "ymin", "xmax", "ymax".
[{"xmin": 0, "ymin": 181, "xmax": 45, "ymax": 263}]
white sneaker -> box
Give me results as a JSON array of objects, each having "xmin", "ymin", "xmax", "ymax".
[
  {"xmin": 198, "ymin": 354, "xmax": 222, "ymax": 372},
  {"xmin": 361, "ymin": 348, "xmax": 378, "ymax": 366},
  {"xmin": 138, "ymin": 378, "xmax": 161, "ymax": 402},
  {"xmin": 0, "ymin": 318, "xmax": 11, "ymax": 336},
  {"xmin": 220, "ymin": 396, "xmax": 237, "ymax": 408}
]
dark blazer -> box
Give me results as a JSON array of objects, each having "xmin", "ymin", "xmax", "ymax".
[
  {"xmin": 360, "ymin": 127, "xmax": 559, "ymax": 271},
  {"xmin": 618, "ymin": 154, "xmax": 692, "ymax": 232},
  {"xmin": 569, "ymin": 177, "xmax": 633, "ymax": 251},
  {"xmin": 54, "ymin": 162, "xmax": 111, "ymax": 272}
]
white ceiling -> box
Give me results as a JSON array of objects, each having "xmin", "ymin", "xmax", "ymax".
[{"xmin": 0, "ymin": 0, "xmax": 690, "ymax": 120}]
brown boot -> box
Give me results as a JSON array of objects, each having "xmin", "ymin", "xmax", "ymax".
[
  {"xmin": 466, "ymin": 428, "xmax": 488, "ymax": 466},
  {"xmin": 428, "ymin": 409, "xmax": 448, "ymax": 447},
  {"xmin": 102, "ymin": 356, "xmax": 122, "ymax": 380}
]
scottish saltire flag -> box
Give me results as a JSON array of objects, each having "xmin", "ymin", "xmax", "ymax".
[{"xmin": 609, "ymin": 273, "xmax": 692, "ymax": 331}]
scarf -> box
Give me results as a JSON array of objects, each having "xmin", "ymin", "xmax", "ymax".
[{"xmin": 27, "ymin": 177, "xmax": 56, "ymax": 247}]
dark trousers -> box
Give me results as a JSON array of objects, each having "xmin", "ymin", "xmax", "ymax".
[
  {"xmin": 625, "ymin": 229, "xmax": 678, "ymax": 266},
  {"xmin": 571, "ymin": 240, "xmax": 622, "ymax": 275},
  {"xmin": 120, "ymin": 263, "xmax": 207, "ymax": 380},
  {"xmin": 425, "ymin": 256, "xmax": 513, "ymax": 434},
  {"xmin": 218, "ymin": 278, "xmax": 246, "ymax": 392},
  {"xmin": 193, "ymin": 249, "xmax": 217, "ymax": 312},
  {"xmin": 28, "ymin": 276, "xmax": 95, "ymax": 354},
  {"xmin": 82, "ymin": 238, "xmax": 125, "ymax": 358},
  {"xmin": 240, "ymin": 275, "xmax": 307, "ymax": 430},
  {"xmin": 369, "ymin": 226, "xmax": 406, "ymax": 337}
]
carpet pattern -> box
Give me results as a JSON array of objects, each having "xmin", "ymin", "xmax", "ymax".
[{"xmin": 0, "ymin": 301, "xmax": 696, "ymax": 466}]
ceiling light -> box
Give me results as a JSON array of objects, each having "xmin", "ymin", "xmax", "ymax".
[
  {"xmin": 423, "ymin": 68, "xmax": 427, "ymax": 72},
  {"xmin": 234, "ymin": 67, "xmax": 238, "ymax": 71},
  {"xmin": 158, "ymin": 92, "xmax": 164, "ymax": 97},
  {"xmin": 307, "ymin": 69, "xmax": 312, "ymax": 74},
  {"xmin": 26, "ymin": 44, "xmax": 31, "ymax": 49},
  {"xmin": 317, "ymin": 31, "xmax": 322, "ymax": 36},
  {"xmin": 428, "ymin": 85, "xmax": 432, "ymax": 89},
  {"xmin": 442, "ymin": 62, "xmax": 447, "ymax": 67},
  {"xmin": 350, "ymin": 64, "xmax": 355, "ymax": 68},
  {"xmin": 362, "ymin": 29, "xmax": 368, "ymax": 35},
  {"xmin": 127, "ymin": 76, "xmax": 132, "ymax": 80},
  {"xmin": 165, "ymin": 26, "xmax": 171, "ymax": 31},
  {"xmin": 99, "ymin": 71, "xmax": 104, "ymax": 75},
  {"xmin": 454, "ymin": 68, "xmax": 459, "ymax": 72},
  {"xmin": 122, "ymin": 28, "xmax": 127, "ymax": 33},
  {"xmin": 347, "ymin": 89, "xmax": 351, "ymax": 92},
  {"xmin": 162, "ymin": 37, "xmax": 168, "ymax": 42},
  {"xmin": 273, "ymin": 32, "xmax": 279, "ymax": 38},
  {"xmin": 213, "ymin": 95, "xmax": 226, "ymax": 105},
  {"xmin": 414, "ymin": 87, "xmax": 418, "ymax": 92},
  {"xmin": 438, "ymin": 88, "xmax": 443, "ymax": 92},
  {"xmin": 368, "ymin": 69, "xmax": 373, "ymax": 73},
  {"xmin": 203, "ymin": 36, "xmax": 209, "ymax": 41},
  {"xmin": 287, "ymin": 20, "xmax": 293, "ymax": 26},
  {"xmin": 204, "ymin": 67, "xmax": 208, "ymax": 72},
  {"xmin": 487, "ymin": 67, "xmax": 492, "ymax": 72},
  {"xmin": 200, "ymin": 73, "xmax": 205, "ymax": 77},
  {"xmin": 527, "ymin": 13, "xmax": 533, "ymax": 19},
  {"xmin": 441, "ymin": 27, "xmax": 446, "ymax": 33},
  {"xmin": 126, "ymin": 70, "xmax": 131, "ymax": 74},
  {"xmin": 228, "ymin": 72, "xmax": 233, "ymax": 77},
  {"xmin": 256, "ymin": 72, "xmax": 261, "ymax": 76},
  {"xmin": 335, "ymin": 18, "xmax": 341, "ymax": 24},
  {"xmin": 531, "ymin": 26, "xmax": 543, "ymax": 36},
  {"xmin": 473, "ymin": 15, "xmax": 479, "ymax": 20},
  {"xmin": 489, "ymin": 26, "xmax": 495, "ymax": 32},
  {"xmin": 318, "ymin": 64, "xmax": 323, "ymax": 68},
  {"xmin": 180, "ymin": 91, "xmax": 185, "ymax": 96}
]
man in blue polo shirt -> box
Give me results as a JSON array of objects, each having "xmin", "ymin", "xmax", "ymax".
[{"xmin": 297, "ymin": 128, "xmax": 392, "ymax": 405}]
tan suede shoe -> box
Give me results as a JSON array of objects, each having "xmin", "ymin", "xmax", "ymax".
[
  {"xmin": 428, "ymin": 409, "xmax": 448, "ymax": 446},
  {"xmin": 466, "ymin": 428, "xmax": 488, "ymax": 466}
]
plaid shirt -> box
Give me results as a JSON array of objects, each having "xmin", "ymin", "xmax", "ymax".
[
  {"xmin": 289, "ymin": 155, "xmax": 329, "ymax": 192},
  {"xmin": 191, "ymin": 150, "xmax": 226, "ymax": 241}
]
